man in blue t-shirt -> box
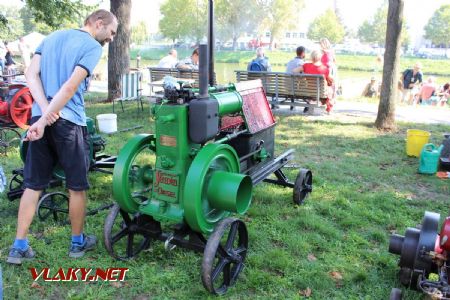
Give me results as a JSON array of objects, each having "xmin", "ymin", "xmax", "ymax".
[
  {"xmin": 286, "ymin": 46, "xmax": 306, "ymax": 73},
  {"xmin": 7, "ymin": 9, "xmax": 118, "ymax": 265}
]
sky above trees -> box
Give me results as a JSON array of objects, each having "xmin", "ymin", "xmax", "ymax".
[{"xmin": 5, "ymin": 0, "xmax": 450, "ymax": 33}]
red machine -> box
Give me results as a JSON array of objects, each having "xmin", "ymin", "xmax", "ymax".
[
  {"xmin": 0, "ymin": 83, "xmax": 33, "ymax": 129},
  {"xmin": 0, "ymin": 82, "xmax": 33, "ymax": 154},
  {"xmin": 389, "ymin": 211, "xmax": 450, "ymax": 300}
]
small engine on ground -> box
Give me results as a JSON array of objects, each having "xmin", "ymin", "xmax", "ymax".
[{"xmin": 389, "ymin": 211, "xmax": 450, "ymax": 300}]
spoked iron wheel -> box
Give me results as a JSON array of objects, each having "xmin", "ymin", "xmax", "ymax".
[
  {"xmin": 36, "ymin": 192, "xmax": 69, "ymax": 223},
  {"xmin": 9, "ymin": 87, "xmax": 32, "ymax": 129},
  {"xmin": 104, "ymin": 203, "xmax": 155, "ymax": 260},
  {"xmin": 293, "ymin": 168, "xmax": 312, "ymax": 205},
  {"xmin": 201, "ymin": 217, "xmax": 248, "ymax": 295},
  {"xmin": 8, "ymin": 172, "xmax": 23, "ymax": 192}
]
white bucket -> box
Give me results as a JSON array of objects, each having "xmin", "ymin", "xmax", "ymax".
[{"xmin": 96, "ymin": 113, "xmax": 117, "ymax": 133}]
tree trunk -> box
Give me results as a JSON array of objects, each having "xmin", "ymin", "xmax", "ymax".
[
  {"xmin": 108, "ymin": 0, "xmax": 131, "ymax": 101},
  {"xmin": 375, "ymin": 0, "xmax": 404, "ymax": 130},
  {"xmin": 232, "ymin": 36, "xmax": 238, "ymax": 51}
]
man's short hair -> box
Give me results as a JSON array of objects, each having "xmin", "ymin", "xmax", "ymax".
[
  {"xmin": 296, "ymin": 46, "xmax": 305, "ymax": 57},
  {"xmin": 192, "ymin": 48, "xmax": 199, "ymax": 56},
  {"xmin": 84, "ymin": 9, "xmax": 117, "ymax": 26},
  {"xmin": 256, "ymin": 47, "xmax": 264, "ymax": 57}
]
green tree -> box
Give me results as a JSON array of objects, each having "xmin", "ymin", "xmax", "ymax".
[
  {"xmin": 108, "ymin": 0, "xmax": 131, "ymax": 101},
  {"xmin": 22, "ymin": 0, "xmax": 92, "ymax": 29},
  {"xmin": 216, "ymin": 0, "xmax": 261, "ymax": 50},
  {"xmin": 376, "ymin": 0, "xmax": 404, "ymax": 130},
  {"xmin": 357, "ymin": 3, "xmax": 409, "ymax": 47},
  {"xmin": 131, "ymin": 21, "xmax": 148, "ymax": 45},
  {"xmin": 159, "ymin": 0, "xmax": 207, "ymax": 44},
  {"xmin": 258, "ymin": 0, "xmax": 304, "ymax": 50},
  {"xmin": 307, "ymin": 9, "xmax": 345, "ymax": 43},
  {"xmin": 424, "ymin": 4, "xmax": 450, "ymax": 47},
  {"xmin": 0, "ymin": 5, "xmax": 24, "ymax": 41},
  {"xmin": 19, "ymin": 5, "xmax": 77, "ymax": 36},
  {"xmin": 0, "ymin": 0, "xmax": 94, "ymax": 31}
]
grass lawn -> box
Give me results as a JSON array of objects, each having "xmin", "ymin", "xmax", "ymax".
[{"xmin": 1, "ymin": 96, "xmax": 449, "ymax": 299}]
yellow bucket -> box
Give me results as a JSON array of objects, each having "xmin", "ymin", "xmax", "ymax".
[{"xmin": 406, "ymin": 129, "xmax": 430, "ymax": 157}]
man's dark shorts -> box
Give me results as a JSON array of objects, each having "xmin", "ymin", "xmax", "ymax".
[{"xmin": 23, "ymin": 117, "xmax": 90, "ymax": 191}]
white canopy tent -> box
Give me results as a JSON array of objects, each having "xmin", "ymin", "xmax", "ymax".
[{"xmin": 8, "ymin": 32, "xmax": 46, "ymax": 55}]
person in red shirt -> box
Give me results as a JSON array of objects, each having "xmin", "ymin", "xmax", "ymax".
[
  {"xmin": 417, "ymin": 77, "xmax": 436, "ymax": 105},
  {"xmin": 302, "ymin": 50, "xmax": 334, "ymax": 113}
]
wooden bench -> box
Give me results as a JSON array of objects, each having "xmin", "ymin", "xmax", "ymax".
[
  {"xmin": 235, "ymin": 71, "xmax": 328, "ymax": 113},
  {"xmin": 148, "ymin": 67, "xmax": 217, "ymax": 95}
]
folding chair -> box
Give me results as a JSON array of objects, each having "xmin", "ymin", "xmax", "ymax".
[{"xmin": 113, "ymin": 71, "xmax": 144, "ymax": 113}]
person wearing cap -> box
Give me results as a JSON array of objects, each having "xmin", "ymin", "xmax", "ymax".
[
  {"xmin": 402, "ymin": 62, "xmax": 423, "ymax": 104},
  {"xmin": 362, "ymin": 77, "xmax": 380, "ymax": 98}
]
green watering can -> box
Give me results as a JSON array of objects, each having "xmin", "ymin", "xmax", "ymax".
[{"xmin": 419, "ymin": 143, "xmax": 444, "ymax": 174}]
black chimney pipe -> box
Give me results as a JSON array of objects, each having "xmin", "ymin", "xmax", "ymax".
[
  {"xmin": 198, "ymin": 44, "xmax": 209, "ymax": 98},
  {"xmin": 208, "ymin": 0, "xmax": 214, "ymax": 87}
]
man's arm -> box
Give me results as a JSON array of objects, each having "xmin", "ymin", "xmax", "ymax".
[
  {"xmin": 44, "ymin": 66, "xmax": 88, "ymax": 118},
  {"xmin": 26, "ymin": 54, "xmax": 50, "ymax": 113},
  {"xmin": 292, "ymin": 65, "xmax": 303, "ymax": 73},
  {"xmin": 25, "ymin": 66, "xmax": 88, "ymax": 141}
]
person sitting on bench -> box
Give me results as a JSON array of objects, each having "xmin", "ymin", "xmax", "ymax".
[
  {"xmin": 176, "ymin": 48, "xmax": 199, "ymax": 70},
  {"xmin": 286, "ymin": 46, "xmax": 305, "ymax": 73},
  {"xmin": 302, "ymin": 50, "xmax": 334, "ymax": 114},
  {"xmin": 247, "ymin": 47, "xmax": 271, "ymax": 72}
]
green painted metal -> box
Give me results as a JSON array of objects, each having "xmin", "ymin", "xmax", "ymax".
[
  {"xmin": 19, "ymin": 132, "xmax": 27, "ymax": 163},
  {"xmin": 211, "ymin": 91, "xmax": 243, "ymax": 116},
  {"xmin": 112, "ymin": 134, "xmax": 156, "ymax": 213},
  {"xmin": 86, "ymin": 117, "xmax": 95, "ymax": 134},
  {"xmin": 139, "ymin": 104, "xmax": 198, "ymax": 222},
  {"xmin": 114, "ymin": 91, "xmax": 253, "ymax": 232},
  {"xmin": 207, "ymin": 170, "xmax": 252, "ymax": 214},
  {"xmin": 183, "ymin": 143, "xmax": 249, "ymax": 233}
]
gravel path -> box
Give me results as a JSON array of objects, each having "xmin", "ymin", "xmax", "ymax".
[{"xmin": 273, "ymin": 101, "xmax": 450, "ymax": 125}]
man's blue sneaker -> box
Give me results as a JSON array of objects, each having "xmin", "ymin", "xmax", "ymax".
[
  {"xmin": 69, "ymin": 234, "xmax": 97, "ymax": 258},
  {"xmin": 6, "ymin": 247, "xmax": 36, "ymax": 265}
]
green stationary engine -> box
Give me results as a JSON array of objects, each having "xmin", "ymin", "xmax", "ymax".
[
  {"xmin": 112, "ymin": 83, "xmax": 252, "ymax": 233},
  {"xmin": 105, "ymin": 43, "xmax": 312, "ymax": 294}
]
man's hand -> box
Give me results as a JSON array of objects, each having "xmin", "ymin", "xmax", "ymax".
[
  {"xmin": 24, "ymin": 117, "xmax": 46, "ymax": 141},
  {"xmin": 45, "ymin": 111, "xmax": 60, "ymax": 125}
]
